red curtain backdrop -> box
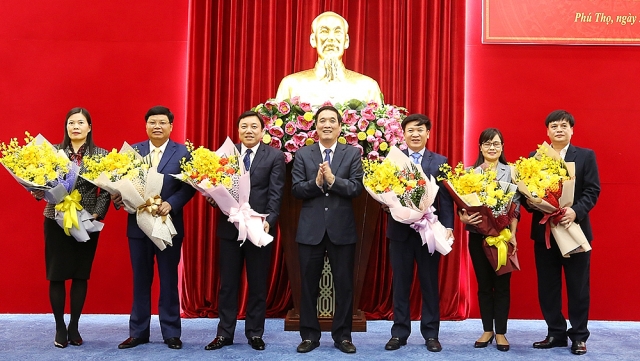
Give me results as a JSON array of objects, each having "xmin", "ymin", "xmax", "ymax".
[{"xmin": 182, "ymin": 0, "xmax": 468, "ymax": 320}]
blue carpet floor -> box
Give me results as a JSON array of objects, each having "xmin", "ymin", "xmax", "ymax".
[{"xmin": 0, "ymin": 314, "xmax": 638, "ymax": 360}]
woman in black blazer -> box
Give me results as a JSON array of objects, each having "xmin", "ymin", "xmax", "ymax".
[
  {"xmin": 32, "ymin": 107, "xmax": 110, "ymax": 348},
  {"xmin": 458, "ymin": 128, "xmax": 520, "ymax": 352}
]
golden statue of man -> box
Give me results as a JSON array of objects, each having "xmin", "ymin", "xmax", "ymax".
[{"xmin": 276, "ymin": 11, "xmax": 383, "ymax": 105}]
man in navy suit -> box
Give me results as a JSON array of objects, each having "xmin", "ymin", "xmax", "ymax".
[
  {"xmin": 529, "ymin": 110, "xmax": 600, "ymax": 356},
  {"xmin": 204, "ymin": 111, "xmax": 285, "ymax": 351},
  {"xmin": 384, "ymin": 113, "xmax": 454, "ymax": 353},
  {"xmin": 291, "ymin": 105, "xmax": 363, "ymax": 354},
  {"xmin": 114, "ymin": 106, "xmax": 195, "ymax": 350}
]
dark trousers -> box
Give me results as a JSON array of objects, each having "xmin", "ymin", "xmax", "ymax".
[
  {"xmin": 298, "ymin": 233, "xmax": 355, "ymax": 343},
  {"xmin": 216, "ymin": 238, "xmax": 273, "ymax": 340},
  {"xmin": 127, "ymin": 236, "xmax": 183, "ymax": 339},
  {"xmin": 468, "ymin": 232, "xmax": 511, "ymax": 334},
  {"xmin": 534, "ymin": 239, "xmax": 591, "ymax": 342},
  {"xmin": 389, "ymin": 233, "xmax": 441, "ymax": 340}
]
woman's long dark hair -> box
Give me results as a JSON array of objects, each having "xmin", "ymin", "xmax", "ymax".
[
  {"xmin": 473, "ymin": 128, "xmax": 508, "ymax": 168},
  {"xmin": 61, "ymin": 107, "xmax": 96, "ymax": 154}
]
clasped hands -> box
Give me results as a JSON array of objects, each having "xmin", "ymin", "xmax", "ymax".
[
  {"xmin": 525, "ymin": 198, "xmax": 576, "ymax": 228},
  {"xmin": 315, "ymin": 161, "xmax": 335, "ymax": 188},
  {"xmin": 459, "ymin": 209, "xmax": 517, "ymax": 255}
]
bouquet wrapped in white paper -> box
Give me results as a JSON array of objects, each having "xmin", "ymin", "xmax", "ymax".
[
  {"xmin": 363, "ymin": 146, "xmax": 452, "ymax": 255},
  {"xmin": 173, "ymin": 137, "xmax": 272, "ymax": 247}
]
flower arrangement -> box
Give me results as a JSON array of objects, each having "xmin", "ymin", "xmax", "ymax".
[
  {"xmin": 173, "ymin": 138, "xmax": 272, "ymax": 247},
  {"xmin": 253, "ymin": 97, "xmax": 407, "ymax": 162},
  {"xmin": 178, "ymin": 141, "xmax": 240, "ymax": 196},
  {"xmin": 0, "ymin": 131, "xmax": 70, "ymax": 188},
  {"xmin": 83, "ymin": 147, "xmax": 149, "ymax": 185},
  {"xmin": 362, "ymin": 146, "xmax": 451, "ymax": 255},
  {"xmin": 510, "ymin": 144, "xmax": 570, "ymax": 208}
]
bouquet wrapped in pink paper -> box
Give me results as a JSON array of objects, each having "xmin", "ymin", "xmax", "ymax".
[
  {"xmin": 511, "ymin": 142, "xmax": 590, "ymax": 257},
  {"xmin": 1, "ymin": 132, "xmax": 104, "ymax": 241},
  {"xmin": 83, "ymin": 142, "xmax": 176, "ymax": 250},
  {"xmin": 173, "ymin": 138, "xmax": 272, "ymax": 247},
  {"xmin": 362, "ymin": 146, "xmax": 452, "ymax": 255}
]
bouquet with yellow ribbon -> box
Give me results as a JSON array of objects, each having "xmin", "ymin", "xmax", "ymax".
[
  {"xmin": 439, "ymin": 163, "xmax": 519, "ymax": 272},
  {"xmin": 1, "ymin": 132, "xmax": 104, "ymax": 241},
  {"xmin": 173, "ymin": 138, "xmax": 272, "ymax": 247},
  {"xmin": 83, "ymin": 142, "xmax": 176, "ymax": 250},
  {"xmin": 511, "ymin": 142, "xmax": 590, "ymax": 257}
]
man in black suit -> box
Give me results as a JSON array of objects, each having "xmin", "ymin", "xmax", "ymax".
[
  {"xmin": 384, "ymin": 114, "xmax": 454, "ymax": 353},
  {"xmin": 291, "ymin": 105, "xmax": 363, "ymax": 354},
  {"xmin": 204, "ymin": 111, "xmax": 285, "ymax": 351},
  {"xmin": 114, "ymin": 106, "xmax": 196, "ymax": 350},
  {"xmin": 529, "ymin": 110, "xmax": 600, "ymax": 356}
]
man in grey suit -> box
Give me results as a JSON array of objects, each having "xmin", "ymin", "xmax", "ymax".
[{"xmin": 291, "ymin": 105, "xmax": 363, "ymax": 354}]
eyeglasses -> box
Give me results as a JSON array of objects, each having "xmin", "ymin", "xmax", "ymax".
[
  {"xmin": 147, "ymin": 121, "xmax": 170, "ymax": 127},
  {"xmin": 481, "ymin": 141, "xmax": 503, "ymax": 149}
]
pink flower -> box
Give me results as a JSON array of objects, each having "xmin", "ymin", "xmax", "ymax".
[
  {"xmin": 386, "ymin": 107, "xmax": 400, "ymax": 119},
  {"xmin": 345, "ymin": 132, "xmax": 359, "ymax": 145},
  {"xmin": 269, "ymin": 126, "xmax": 284, "ymax": 138},
  {"xmin": 353, "ymin": 144, "xmax": 364, "ymax": 155},
  {"xmin": 278, "ymin": 101, "xmax": 291, "ymax": 115},
  {"xmin": 290, "ymin": 96, "xmax": 300, "ymax": 105},
  {"xmin": 373, "ymin": 140, "xmax": 380, "ymax": 151},
  {"xmin": 265, "ymin": 100, "xmax": 278, "ymax": 111},
  {"xmin": 283, "ymin": 152, "xmax": 293, "ymax": 163},
  {"xmin": 322, "ymin": 100, "xmax": 333, "ymax": 107},
  {"xmin": 366, "ymin": 135, "xmax": 376, "ymax": 143},
  {"xmin": 307, "ymin": 130, "xmax": 319, "ymax": 142},
  {"xmin": 262, "ymin": 115, "xmax": 273, "ymax": 127},
  {"xmin": 357, "ymin": 119, "xmax": 369, "ymax": 131},
  {"xmin": 349, "ymin": 125, "xmax": 357, "ymax": 133},
  {"xmin": 367, "ymin": 151, "xmax": 380, "ymax": 160},
  {"xmin": 292, "ymin": 133, "xmax": 308, "ymax": 146},
  {"xmin": 361, "ymin": 107, "xmax": 375, "ymax": 120},
  {"xmin": 342, "ymin": 110, "xmax": 359, "ymax": 126},
  {"xmin": 367, "ymin": 101, "xmax": 380, "ymax": 111},
  {"xmin": 269, "ymin": 137, "xmax": 282, "ymax": 150},
  {"xmin": 296, "ymin": 115, "xmax": 313, "ymax": 131},
  {"xmin": 398, "ymin": 143, "xmax": 408, "ymax": 150},
  {"xmin": 376, "ymin": 118, "xmax": 386, "ymax": 126},
  {"xmin": 284, "ymin": 140, "xmax": 299, "ymax": 152},
  {"xmin": 375, "ymin": 130, "xmax": 382, "ymax": 138},
  {"xmin": 300, "ymin": 102, "xmax": 312, "ymax": 112},
  {"xmin": 284, "ymin": 122, "xmax": 297, "ymax": 135}
]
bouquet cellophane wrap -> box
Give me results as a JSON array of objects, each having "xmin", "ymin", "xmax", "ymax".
[
  {"xmin": 364, "ymin": 146, "xmax": 452, "ymax": 255},
  {"xmin": 173, "ymin": 137, "xmax": 272, "ymax": 247},
  {"xmin": 511, "ymin": 142, "xmax": 590, "ymax": 257},
  {"xmin": 482, "ymin": 240, "xmax": 520, "ymax": 276},
  {"xmin": 91, "ymin": 142, "xmax": 176, "ymax": 250},
  {"xmin": 2, "ymin": 134, "xmax": 104, "ymax": 241}
]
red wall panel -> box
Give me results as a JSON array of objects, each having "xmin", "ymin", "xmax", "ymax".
[
  {"xmin": 0, "ymin": 0, "xmax": 188, "ymax": 313},
  {"xmin": 466, "ymin": 0, "xmax": 640, "ymax": 320}
]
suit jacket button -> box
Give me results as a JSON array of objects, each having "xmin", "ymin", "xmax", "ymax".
[
  {"xmin": 325, "ymin": 193, "xmax": 329, "ymax": 196},
  {"xmin": 324, "ymin": 207, "xmax": 328, "ymax": 211}
]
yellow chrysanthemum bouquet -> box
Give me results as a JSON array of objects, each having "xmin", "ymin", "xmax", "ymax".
[
  {"xmin": 1, "ymin": 132, "xmax": 104, "ymax": 241},
  {"xmin": 363, "ymin": 146, "xmax": 451, "ymax": 255},
  {"xmin": 174, "ymin": 138, "xmax": 272, "ymax": 247},
  {"xmin": 510, "ymin": 142, "xmax": 590, "ymax": 256},
  {"xmin": 83, "ymin": 142, "xmax": 176, "ymax": 250}
]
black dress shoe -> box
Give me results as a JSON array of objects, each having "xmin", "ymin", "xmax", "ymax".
[
  {"xmin": 496, "ymin": 335, "xmax": 509, "ymax": 352},
  {"xmin": 118, "ymin": 337, "xmax": 150, "ymax": 349},
  {"xmin": 296, "ymin": 339, "xmax": 319, "ymax": 353},
  {"xmin": 249, "ymin": 336, "xmax": 265, "ymax": 350},
  {"xmin": 571, "ymin": 341, "xmax": 587, "ymax": 355},
  {"xmin": 474, "ymin": 333, "xmax": 494, "ymax": 348},
  {"xmin": 54, "ymin": 329, "xmax": 68, "ymax": 348},
  {"xmin": 334, "ymin": 340, "xmax": 356, "ymax": 353},
  {"xmin": 426, "ymin": 337, "xmax": 442, "ymax": 352},
  {"xmin": 533, "ymin": 336, "xmax": 568, "ymax": 349},
  {"xmin": 67, "ymin": 328, "xmax": 83, "ymax": 346},
  {"xmin": 68, "ymin": 337, "xmax": 83, "ymax": 346},
  {"xmin": 385, "ymin": 337, "xmax": 407, "ymax": 350},
  {"xmin": 164, "ymin": 337, "xmax": 182, "ymax": 349},
  {"xmin": 205, "ymin": 336, "xmax": 233, "ymax": 350}
]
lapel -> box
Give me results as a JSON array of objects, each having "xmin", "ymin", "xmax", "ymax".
[
  {"xmin": 495, "ymin": 162, "xmax": 509, "ymax": 182},
  {"xmin": 330, "ymin": 143, "xmax": 347, "ymax": 174},
  {"xmin": 564, "ymin": 144, "xmax": 577, "ymax": 162},
  {"xmin": 250, "ymin": 143, "xmax": 265, "ymax": 172},
  {"xmin": 310, "ymin": 143, "xmax": 323, "ymax": 167},
  {"xmin": 421, "ymin": 148, "xmax": 433, "ymax": 173},
  {"xmin": 137, "ymin": 141, "xmax": 150, "ymax": 157},
  {"xmin": 157, "ymin": 140, "xmax": 176, "ymax": 172}
]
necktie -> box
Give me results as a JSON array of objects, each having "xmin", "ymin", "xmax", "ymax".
[
  {"xmin": 324, "ymin": 149, "xmax": 332, "ymax": 164},
  {"xmin": 152, "ymin": 148, "xmax": 161, "ymax": 167},
  {"xmin": 244, "ymin": 149, "xmax": 252, "ymax": 172},
  {"xmin": 411, "ymin": 152, "xmax": 421, "ymax": 164}
]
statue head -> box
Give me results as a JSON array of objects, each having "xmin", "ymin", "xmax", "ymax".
[{"xmin": 310, "ymin": 11, "xmax": 350, "ymax": 62}]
